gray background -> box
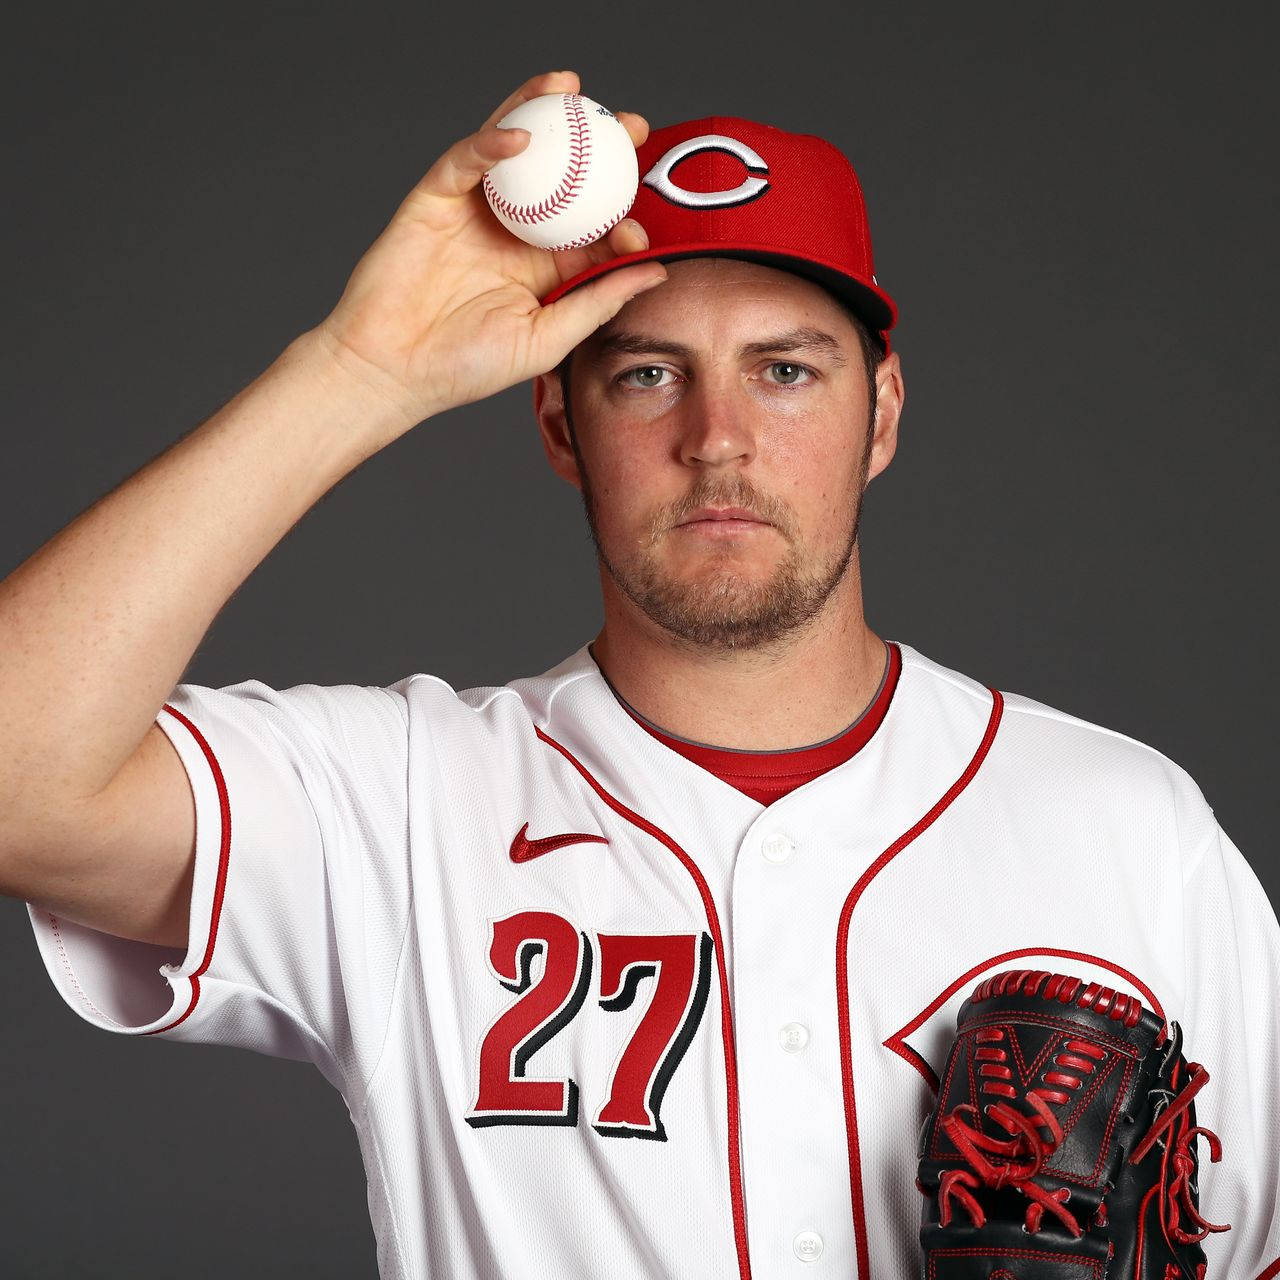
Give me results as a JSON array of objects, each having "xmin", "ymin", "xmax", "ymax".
[{"xmin": 2, "ymin": 4, "xmax": 1276, "ymax": 1276}]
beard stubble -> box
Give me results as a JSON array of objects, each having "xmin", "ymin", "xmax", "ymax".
[{"xmin": 567, "ymin": 410, "xmax": 874, "ymax": 654}]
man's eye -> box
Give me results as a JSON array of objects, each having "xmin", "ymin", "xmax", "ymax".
[
  {"xmin": 764, "ymin": 361, "xmax": 813, "ymax": 385},
  {"xmin": 618, "ymin": 366, "xmax": 673, "ymax": 388}
]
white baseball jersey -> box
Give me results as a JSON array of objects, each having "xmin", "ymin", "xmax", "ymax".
[{"xmin": 25, "ymin": 641, "xmax": 1280, "ymax": 1278}]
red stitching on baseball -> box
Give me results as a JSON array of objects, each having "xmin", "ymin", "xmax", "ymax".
[
  {"xmin": 483, "ymin": 93, "xmax": 593, "ymax": 224},
  {"xmin": 540, "ymin": 205, "xmax": 630, "ymax": 252}
]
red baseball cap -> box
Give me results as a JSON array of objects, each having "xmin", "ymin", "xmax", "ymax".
[{"xmin": 540, "ymin": 114, "xmax": 899, "ymax": 354}]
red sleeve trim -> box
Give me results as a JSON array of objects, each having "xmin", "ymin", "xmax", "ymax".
[
  {"xmin": 142, "ymin": 702, "xmax": 233, "ymax": 1035},
  {"xmin": 1257, "ymin": 1258, "xmax": 1280, "ymax": 1279}
]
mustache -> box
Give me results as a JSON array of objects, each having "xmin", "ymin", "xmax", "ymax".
[{"xmin": 645, "ymin": 481, "xmax": 790, "ymax": 543}]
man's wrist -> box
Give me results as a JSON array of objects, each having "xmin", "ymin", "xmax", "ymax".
[{"xmin": 284, "ymin": 324, "xmax": 428, "ymax": 454}]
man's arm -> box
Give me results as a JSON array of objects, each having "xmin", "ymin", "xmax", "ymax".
[
  {"xmin": 0, "ymin": 333, "xmax": 408, "ymax": 948},
  {"xmin": 0, "ymin": 69, "xmax": 665, "ymax": 949},
  {"xmin": 1182, "ymin": 822, "xmax": 1280, "ymax": 1278}
]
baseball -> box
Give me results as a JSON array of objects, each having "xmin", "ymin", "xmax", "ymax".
[{"xmin": 483, "ymin": 92, "xmax": 639, "ymax": 252}]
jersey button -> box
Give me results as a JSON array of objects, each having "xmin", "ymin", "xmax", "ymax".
[
  {"xmin": 793, "ymin": 1230, "xmax": 824, "ymax": 1261},
  {"xmin": 779, "ymin": 1022, "xmax": 810, "ymax": 1053},
  {"xmin": 760, "ymin": 832, "xmax": 795, "ymax": 863}
]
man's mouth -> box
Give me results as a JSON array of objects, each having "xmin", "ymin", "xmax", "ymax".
[{"xmin": 677, "ymin": 506, "xmax": 769, "ymax": 528}]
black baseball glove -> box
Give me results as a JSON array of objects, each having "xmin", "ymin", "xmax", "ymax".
[{"xmin": 916, "ymin": 968, "xmax": 1230, "ymax": 1278}]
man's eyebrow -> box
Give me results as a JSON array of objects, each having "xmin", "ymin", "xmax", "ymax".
[
  {"xmin": 738, "ymin": 327, "xmax": 847, "ymax": 365},
  {"xmin": 592, "ymin": 331, "xmax": 693, "ymax": 360},
  {"xmin": 591, "ymin": 326, "xmax": 848, "ymax": 365}
]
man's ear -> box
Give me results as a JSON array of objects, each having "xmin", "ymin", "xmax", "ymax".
[
  {"xmin": 533, "ymin": 368, "xmax": 583, "ymax": 491},
  {"xmin": 865, "ymin": 350, "xmax": 905, "ymax": 486}
]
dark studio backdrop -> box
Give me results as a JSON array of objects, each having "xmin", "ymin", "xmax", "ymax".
[{"xmin": 2, "ymin": 5, "xmax": 1276, "ymax": 1276}]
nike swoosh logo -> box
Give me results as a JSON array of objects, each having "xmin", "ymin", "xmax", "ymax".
[{"xmin": 509, "ymin": 821, "xmax": 609, "ymax": 864}]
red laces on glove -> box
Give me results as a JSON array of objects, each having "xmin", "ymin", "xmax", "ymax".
[
  {"xmin": 1128, "ymin": 1059, "xmax": 1231, "ymax": 1247},
  {"xmin": 928, "ymin": 1051, "xmax": 1231, "ymax": 1243},
  {"xmin": 937, "ymin": 1090, "xmax": 1083, "ymax": 1235}
]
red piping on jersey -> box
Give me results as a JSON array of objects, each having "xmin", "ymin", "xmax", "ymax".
[
  {"xmin": 534, "ymin": 725, "xmax": 752, "ymax": 1280},
  {"xmin": 885, "ymin": 948, "xmax": 1169, "ymax": 1094},
  {"xmin": 1257, "ymin": 1259, "xmax": 1280, "ymax": 1280},
  {"xmin": 141, "ymin": 703, "xmax": 233, "ymax": 1035},
  {"xmin": 836, "ymin": 685, "xmax": 1004, "ymax": 1280}
]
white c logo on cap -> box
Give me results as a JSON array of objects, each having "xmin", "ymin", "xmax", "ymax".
[{"xmin": 642, "ymin": 134, "xmax": 770, "ymax": 209}]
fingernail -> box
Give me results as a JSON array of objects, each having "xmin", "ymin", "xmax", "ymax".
[{"xmin": 623, "ymin": 219, "xmax": 649, "ymax": 248}]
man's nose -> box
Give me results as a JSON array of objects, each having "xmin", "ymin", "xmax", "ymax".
[{"xmin": 676, "ymin": 375, "xmax": 757, "ymax": 469}]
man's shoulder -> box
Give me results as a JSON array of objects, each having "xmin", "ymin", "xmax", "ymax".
[
  {"xmin": 898, "ymin": 642, "xmax": 1216, "ymax": 848},
  {"xmin": 900, "ymin": 639, "xmax": 1191, "ymax": 770},
  {"xmin": 174, "ymin": 647, "xmax": 597, "ymax": 756},
  {"xmin": 389, "ymin": 643, "xmax": 598, "ymax": 730}
]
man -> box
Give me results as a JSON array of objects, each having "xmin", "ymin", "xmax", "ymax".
[{"xmin": 1, "ymin": 69, "xmax": 1276, "ymax": 1278}]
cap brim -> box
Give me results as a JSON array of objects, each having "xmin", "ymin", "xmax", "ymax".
[{"xmin": 541, "ymin": 241, "xmax": 898, "ymax": 340}]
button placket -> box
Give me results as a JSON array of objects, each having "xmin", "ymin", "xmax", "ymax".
[{"xmin": 732, "ymin": 814, "xmax": 854, "ymax": 1272}]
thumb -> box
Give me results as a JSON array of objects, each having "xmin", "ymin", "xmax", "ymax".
[{"xmin": 533, "ymin": 263, "xmax": 668, "ymax": 357}]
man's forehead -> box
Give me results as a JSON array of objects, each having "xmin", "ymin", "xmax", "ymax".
[{"xmin": 587, "ymin": 324, "xmax": 850, "ymax": 366}]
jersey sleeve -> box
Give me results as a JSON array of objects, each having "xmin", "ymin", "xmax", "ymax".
[
  {"xmin": 1180, "ymin": 818, "xmax": 1280, "ymax": 1278},
  {"xmin": 25, "ymin": 677, "xmax": 411, "ymax": 1094}
]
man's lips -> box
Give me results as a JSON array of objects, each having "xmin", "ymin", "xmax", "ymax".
[{"xmin": 676, "ymin": 506, "xmax": 769, "ymax": 528}]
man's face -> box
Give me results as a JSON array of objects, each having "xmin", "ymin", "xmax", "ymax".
[{"xmin": 535, "ymin": 257, "xmax": 900, "ymax": 653}]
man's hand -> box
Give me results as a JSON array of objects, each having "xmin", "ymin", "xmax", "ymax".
[{"xmin": 311, "ymin": 70, "xmax": 667, "ymax": 439}]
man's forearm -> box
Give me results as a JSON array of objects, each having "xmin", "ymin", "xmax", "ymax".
[
  {"xmin": 0, "ymin": 326, "xmax": 413, "ymax": 837},
  {"xmin": 0, "ymin": 67, "xmax": 657, "ymax": 857}
]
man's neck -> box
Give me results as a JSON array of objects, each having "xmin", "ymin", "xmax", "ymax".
[{"xmin": 588, "ymin": 561, "xmax": 888, "ymax": 752}]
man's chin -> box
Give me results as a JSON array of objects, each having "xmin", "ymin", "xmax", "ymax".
[{"xmin": 661, "ymin": 542, "xmax": 782, "ymax": 582}]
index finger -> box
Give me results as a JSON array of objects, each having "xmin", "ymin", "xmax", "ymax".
[
  {"xmin": 481, "ymin": 69, "xmax": 581, "ymax": 130},
  {"xmin": 408, "ymin": 123, "xmax": 529, "ymax": 206},
  {"xmin": 615, "ymin": 110, "xmax": 650, "ymax": 150}
]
